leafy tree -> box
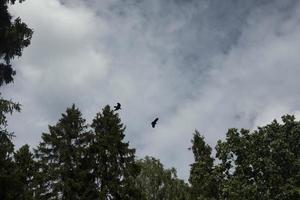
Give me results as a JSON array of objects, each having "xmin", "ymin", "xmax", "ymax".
[
  {"xmin": 189, "ymin": 130, "xmax": 218, "ymax": 200},
  {"xmin": 216, "ymin": 115, "xmax": 300, "ymax": 200},
  {"xmin": 34, "ymin": 105, "xmax": 94, "ymax": 200},
  {"xmin": 136, "ymin": 156, "xmax": 189, "ymax": 200},
  {"xmin": 189, "ymin": 115, "xmax": 300, "ymax": 200},
  {"xmin": 90, "ymin": 105, "xmax": 142, "ymax": 199}
]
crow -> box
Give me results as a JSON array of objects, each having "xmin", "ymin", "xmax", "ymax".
[
  {"xmin": 114, "ymin": 103, "xmax": 121, "ymax": 111},
  {"xmin": 151, "ymin": 117, "xmax": 159, "ymax": 128}
]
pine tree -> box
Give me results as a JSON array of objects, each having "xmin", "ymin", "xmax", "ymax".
[
  {"xmin": 0, "ymin": 132, "xmax": 19, "ymax": 200},
  {"xmin": 0, "ymin": 98, "xmax": 21, "ymax": 199},
  {"xmin": 0, "ymin": 0, "xmax": 33, "ymax": 86},
  {"xmin": 14, "ymin": 144, "xmax": 36, "ymax": 200},
  {"xmin": 35, "ymin": 104, "xmax": 94, "ymax": 199},
  {"xmin": 90, "ymin": 105, "xmax": 142, "ymax": 199}
]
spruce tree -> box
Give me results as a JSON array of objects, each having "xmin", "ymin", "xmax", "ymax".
[
  {"xmin": 0, "ymin": 97, "xmax": 20, "ymax": 199},
  {"xmin": 0, "ymin": 0, "xmax": 33, "ymax": 86},
  {"xmin": 0, "ymin": 132, "xmax": 19, "ymax": 199},
  {"xmin": 90, "ymin": 105, "xmax": 142, "ymax": 199},
  {"xmin": 14, "ymin": 144, "xmax": 36, "ymax": 200},
  {"xmin": 0, "ymin": 0, "xmax": 32, "ymax": 149},
  {"xmin": 35, "ymin": 104, "xmax": 94, "ymax": 199}
]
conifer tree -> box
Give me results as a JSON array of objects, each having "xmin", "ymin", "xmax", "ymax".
[
  {"xmin": 0, "ymin": 94, "xmax": 21, "ymax": 200},
  {"xmin": 90, "ymin": 105, "xmax": 142, "ymax": 199},
  {"xmin": 35, "ymin": 104, "xmax": 94, "ymax": 199},
  {"xmin": 0, "ymin": 0, "xmax": 32, "ymax": 145},
  {"xmin": 0, "ymin": 132, "xmax": 19, "ymax": 199},
  {"xmin": 0, "ymin": 0, "xmax": 33, "ymax": 86},
  {"xmin": 14, "ymin": 144, "xmax": 36, "ymax": 200}
]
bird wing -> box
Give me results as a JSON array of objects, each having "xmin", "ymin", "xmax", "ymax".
[{"xmin": 151, "ymin": 121, "xmax": 155, "ymax": 128}]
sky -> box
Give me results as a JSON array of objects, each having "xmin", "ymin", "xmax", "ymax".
[{"xmin": 3, "ymin": 0, "xmax": 300, "ymax": 180}]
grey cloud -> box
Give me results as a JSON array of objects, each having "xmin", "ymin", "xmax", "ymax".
[{"xmin": 3, "ymin": 0, "xmax": 300, "ymax": 180}]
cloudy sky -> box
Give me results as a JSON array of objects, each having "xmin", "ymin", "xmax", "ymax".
[{"xmin": 3, "ymin": 0, "xmax": 300, "ymax": 180}]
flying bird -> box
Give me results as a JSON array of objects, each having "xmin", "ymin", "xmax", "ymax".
[
  {"xmin": 114, "ymin": 103, "xmax": 121, "ymax": 111},
  {"xmin": 151, "ymin": 117, "xmax": 159, "ymax": 128}
]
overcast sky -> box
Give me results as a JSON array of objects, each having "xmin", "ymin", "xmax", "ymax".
[{"xmin": 3, "ymin": 0, "xmax": 300, "ymax": 180}]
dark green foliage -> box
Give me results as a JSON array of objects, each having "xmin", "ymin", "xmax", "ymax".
[
  {"xmin": 0, "ymin": 0, "xmax": 33, "ymax": 86},
  {"xmin": 35, "ymin": 104, "xmax": 94, "ymax": 199},
  {"xmin": 189, "ymin": 131, "xmax": 218, "ymax": 200},
  {"xmin": 0, "ymin": 1, "xmax": 32, "ymax": 198},
  {"xmin": 0, "ymin": 97, "xmax": 20, "ymax": 127},
  {"xmin": 216, "ymin": 115, "xmax": 300, "ymax": 200},
  {"xmin": 0, "ymin": 90, "xmax": 21, "ymax": 200},
  {"xmin": 189, "ymin": 115, "xmax": 300, "ymax": 200},
  {"xmin": 0, "ymin": 0, "xmax": 30, "ymax": 131},
  {"xmin": 136, "ymin": 156, "xmax": 189, "ymax": 200},
  {"xmin": 32, "ymin": 105, "xmax": 144, "ymax": 199},
  {"xmin": 14, "ymin": 144, "xmax": 37, "ymax": 200},
  {"xmin": 0, "ymin": 0, "xmax": 30, "ymax": 146},
  {"xmin": 0, "ymin": 134, "xmax": 34, "ymax": 200},
  {"xmin": 91, "ymin": 105, "xmax": 142, "ymax": 199},
  {"xmin": 0, "ymin": 132, "xmax": 17, "ymax": 200}
]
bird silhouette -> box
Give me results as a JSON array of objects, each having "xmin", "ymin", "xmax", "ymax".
[
  {"xmin": 151, "ymin": 117, "xmax": 159, "ymax": 128},
  {"xmin": 114, "ymin": 103, "xmax": 121, "ymax": 111}
]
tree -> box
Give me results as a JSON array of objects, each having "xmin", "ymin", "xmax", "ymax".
[
  {"xmin": 189, "ymin": 115, "xmax": 300, "ymax": 200},
  {"xmin": 90, "ymin": 105, "xmax": 142, "ymax": 199},
  {"xmin": 215, "ymin": 115, "xmax": 300, "ymax": 200},
  {"xmin": 0, "ymin": 1, "xmax": 33, "ymax": 198},
  {"xmin": 0, "ymin": 131, "xmax": 19, "ymax": 200},
  {"xmin": 14, "ymin": 144, "xmax": 37, "ymax": 200},
  {"xmin": 0, "ymin": 0, "xmax": 32, "ymax": 143},
  {"xmin": 136, "ymin": 156, "xmax": 189, "ymax": 200},
  {"xmin": 0, "ymin": 0, "xmax": 33, "ymax": 86},
  {"xmin": 189, "ymin": 130, "xmax": 218, "ymax": 200},
  {"xmin": 35, "ymin": 104, "xmax": 94, "ymax": 200},
  {"xmin": 0, "ymin": 91, "xmax": 21, "ymax": 200}
]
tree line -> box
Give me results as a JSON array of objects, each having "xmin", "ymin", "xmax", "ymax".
[
  {"xmin": 0, "ymin": 1, "xmax": 299, "ymax": 199},
  {"xmin": 1, "ymin": 104, "xmax": 299, "ymax": 200}
]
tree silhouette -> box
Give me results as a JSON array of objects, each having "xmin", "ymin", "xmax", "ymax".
[
  {"xmin": 14, "ymin": 144, "xmax": 37, "ymax": 200},
  {"xmin": 189, "ymin": 130, "xmax": 218, "ymax": 200},
  {"xmin": 0, "ymin": 0, "xmax": 33, "ymax": 86},
  {"xmin": 35, "ymin": 105, "xmax": 93, "ymax": 199},
  {"xmin": 90, "ymin": 105, "xmax": 142, "ymax": 199}
]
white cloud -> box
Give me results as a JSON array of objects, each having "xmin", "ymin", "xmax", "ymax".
[
  {"xmin": 140, "ymin": 0, "xmax": 300, "ymax": 179},
  {"xmin": 4, "ymin": 0, "xmax": 300, "ymax": 181}
]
